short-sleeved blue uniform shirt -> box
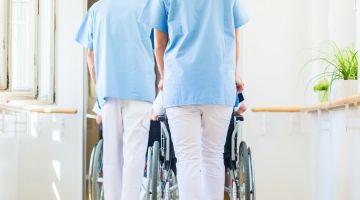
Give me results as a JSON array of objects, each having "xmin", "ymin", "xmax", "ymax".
[
  {"xmin": 139, "ymin": 0, "xmax": 249, "ymax": 108},
  {"xmin": 75, "ymin": 0, "xmax": 156, "ymax": 106}
]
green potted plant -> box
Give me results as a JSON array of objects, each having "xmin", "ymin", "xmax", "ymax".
[
  {"xmin": 313, "ymin": 79, "xmax": 329, "ymax": 103},
  {"xmin": 310, "ymin": 43, "xmax": 358, "ymax": 100}
]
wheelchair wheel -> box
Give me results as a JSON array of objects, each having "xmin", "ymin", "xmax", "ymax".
[
  {"xmin": 248, "ymin": 148, "xmax": 256, "ymax": 200},
  {"xmin": 150, "ymin": 141, "xmax": 160, "ymax": 200},
  {"xmin": 90, "ymin": 139, "xmax": 104, "ymax": 200},
  {"xmin": 238, "ymin": 141, "xmax": 250, "ymax": 200},
  {"xmin": 88, "ymin": 143, "xmax": 96, "ymax": 200},
  {"xmin": 164, "ymin": 169, "xmax": 178, "ymax": 200},
  {"xmin": 143, "ymin": 146, "xmax": 153, "ymax": 200}
]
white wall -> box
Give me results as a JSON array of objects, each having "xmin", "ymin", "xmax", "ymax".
[
  {"xmin": 244, "ymin": 107, "xmax": 360, "ymax": 200},
  {"xmin": 242, "ymin": 0, "xmax": 358, "ymax": 107},
  {"xmin": 242, "ymin": 0, "xmax": 359, "ymax": 199},
  {"xmin": 328, "ymin": 0, "xmax": 357, "ymax": 46},
  {"xmin": 309, "ymin": 108, "xmax": 360, "ymax": 200},
  {"xmin": 15, "ymin": 0, "xmax": 86, "ymax": 199},
  {"xmin": 242, "ymin": 0, "xmax": 312, "ymax": 108},
  {"xmin": 0, "ymin": 0, "xmax": 86, "ymax": 199},
  {"xmin": 0, "ymin": 113, "xmax": 21, "ymax": 200},
  {"xmin": 243, "ymin": 112, "xmax": 312, "ymax": 200}
]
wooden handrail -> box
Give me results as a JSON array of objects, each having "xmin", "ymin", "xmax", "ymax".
[
  {"xmin": 302, "ymin": 95, "xmax": 360, "ymax": 112},
  {"xmin": 28, "ymin": 108, "xmax": 78, "ymax": 114},
  {"xmin": 86, "ymin": 114, "xmax": 97, "ymax": 119},
  {"xmin": 252, "ymin": 107, "xmax": 302, "ymax": 113},
  {"xmin": 0, "ymin": 103, "xmax": 78, "ymax": 114},
  {"xmin": 252, "ymin": 94, "xmax": 360, "ymax": 113}
]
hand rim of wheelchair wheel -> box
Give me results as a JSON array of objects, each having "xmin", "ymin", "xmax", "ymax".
[
  {"xmin": 90, "ymin": 139, "xmax": 104, "ymax": 200},
  {"xmin": 88, "ymin": 144, "xmax": 96, "ymax": 200},
  {"xmin": 149, "ymin": 141, "xmax": 160, "ymax": 200},
  {"xmin": 238, "ymin": 141, "xmax": 251, "ymax": 200},
  {"xmin": 248, "ymin": 147, "xmax": 256, "ymax": 200},
  {"xmin": 164, "ymin": 169, "xmax": 178, "ymax": 200}
]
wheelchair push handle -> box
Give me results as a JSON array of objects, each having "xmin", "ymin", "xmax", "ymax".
[
  {"xmin": 158, "ymin": 115, "xmax": 166, "ymax": 122},
  {"xmin": 236, "ymin": 115, "xmax": 244, "ymax": 122}
]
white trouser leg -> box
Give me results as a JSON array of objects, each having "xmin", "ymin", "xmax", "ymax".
[
  {"xmin": 121, "ymin": 100, "xmax": 151, "ymax": 200},
  {"xmin": 167, "ymin": 106, "xmax": 202, "ymax": 200},
  {"xmin": 167, "ymin": 105, "xmax": 232, "ymax": 200},
  {"xmin": 102, "ymin": 100, "xmax": 124, "ymax": 200},
  {"xmin": 102, "ymin": 99, "xmax": 151, "ymax": 200},
  {"xmin": 200, "ymin": 105, "xmax": 233, "ymax": 200}
]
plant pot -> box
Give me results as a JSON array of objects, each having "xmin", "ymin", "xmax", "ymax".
[
  {"xmin": 330, "ymin": 80, "xmax": 358, "ymax": 100},
  {"xmin": 317, "ymin": 90, "xmax": 329, "ymax": 103}
]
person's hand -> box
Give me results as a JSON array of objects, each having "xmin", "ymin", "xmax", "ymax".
[
  {"xmin": 158, "ymin": 79, "xmax": 164, "ymax": 91},
  {"xmin": 234, "ymin": 103, "xmax": 247, "ymax": 116},
  {"xmin": 96, "ymin": 115, "xmax": 102, "ymax": 125},
  {"xmin": 151, "ymin": 110, "xmax": 159, "ymax": 121},
  {"xmin": 236, "ymin": 78, "xmax": 244, "ymax": 93}
]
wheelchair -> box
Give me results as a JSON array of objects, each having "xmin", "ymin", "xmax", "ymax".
[
  {"xmin": 87, "ymin": 118, "xmax": 178, "ymax": 200},
  {"xmin": 144, "ymin": 115, "xmax": 179, "ymax": 200},
  {"xmin": 145, "ymin": 113, "xmax": 256, "ymax": 200},
  {"xmin": 88, "ymin": 138, "xmax": 104, "ymax": 200},
  {"xmin": 224, "ymin": 115, "xmax": 256, "ymax": 200},
  {"xmin": 88, "ymin": 110, "xmax": 256, "ymax": 200}
]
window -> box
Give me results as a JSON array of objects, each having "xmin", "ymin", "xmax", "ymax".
[
  {"xmin": 38, "ymin": 0, "xmax": 55, "ymax": 100},
  {"xmin": 10, "ymin": 0, "xmax": 36, "ymax": 93},
  {"xmin": 0, "ymin": 0, "xmax": 7, "ymax": 90},
  {"xmin": 0, "ymin": 0, "xmax": 55, "ymax": 102}
]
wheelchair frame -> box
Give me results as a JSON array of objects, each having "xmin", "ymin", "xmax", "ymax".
[
  {"xmin": 224, "ymin": 115, "xmax": 256, "ymax": 200},
  {"xmin": 88, "ymin": 139, "xmax": 104, "ymax": 200},
  {"xmin": 146, "ymin": 115, "xmax": 179, "ymax": 200},
  {"xmin": 87, "ymin": 115, "xmax": 256, "ymax": 200}
]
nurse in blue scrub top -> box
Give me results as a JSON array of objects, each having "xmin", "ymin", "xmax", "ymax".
[
  {"xmin": 75, "ymin": 0, "xmax": 155, "ymax": 199},
  {"xmin": 139, "ymin": 0, "xmax": 249, "ymax": 199}
]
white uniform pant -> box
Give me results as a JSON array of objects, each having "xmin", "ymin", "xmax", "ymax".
[
  {"xmin": 166, "ymin": 105, "xmax": 233, "ymax": 200},
  {"xmin": 102, "ymin": 99, "xmax": 151, "ymax": 200}
]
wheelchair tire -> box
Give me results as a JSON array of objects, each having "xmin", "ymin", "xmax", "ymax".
[
  {"xmin": 144, "ymin": 146, "xmax": 153, "ymax": 200},
  {"xmin": 91, "ymin": 139, "xmax": 104, "ymax": 200},
  {"xmin": 150, "ymin": 141, "xmax": 160, "ymax": 200},
  {"xmin": 248, "ymin": 147, "xmax": 256, "ymax": 200},
  {"xmin": 88, "ymin": 144, "xmax": 96, "ymax": 200},
  {"xmin": 238, "ymin": 141, "xmax": 250, "ymax": 200},
  {"xmin": 165, "ymin": 170, "xmax": 178, "ymax": 200}
]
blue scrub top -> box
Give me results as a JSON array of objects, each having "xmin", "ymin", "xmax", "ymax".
[
  {"xmin": 75, "ymin": 0, "xmax": 156, "ymax": 106},
  {"xmin": 139, "ymin": 0, "xmax": 249, "ymax": 108}
]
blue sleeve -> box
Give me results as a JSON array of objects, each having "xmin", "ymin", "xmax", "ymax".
[
  {"xmin": 234, "ymin": 96, "xmax": 240, "ymax": 107},
  {"xmin": 234, "ymin": 93, "xmax": 245, "ymax": 106},
  {"xmin": 138, "ymin": 0, "xmax": 168, "ymax": 33},
  {"xmin": 92, "ymin": 98, "xmax": 102, "ymax": 115},
  {"xmin": 75, "ymin": 10, "xmax": 94, "ymax": 49},
  {"xmin": 233, "ymin": 0, "xmax": 249, "ymax": 29}
]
